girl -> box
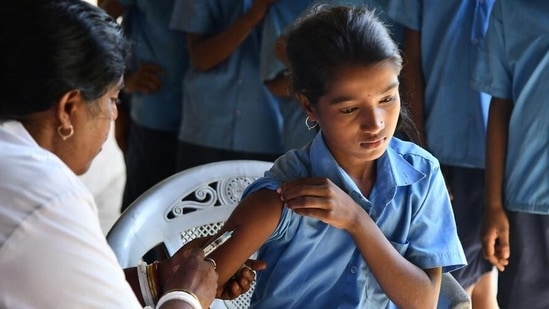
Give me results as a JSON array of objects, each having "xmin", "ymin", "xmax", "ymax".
[{"xmin": 205, "ymin": 5, "xmax": 466, "ymax": 308}]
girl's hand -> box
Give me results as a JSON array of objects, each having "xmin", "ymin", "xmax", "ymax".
[
  {"xmin": 277, "ymin": 177, "xmax": 362, "ymax": 231},
  {"xmin": 216, "ymin": 259, "xmax": 267, "ymax": 299}
]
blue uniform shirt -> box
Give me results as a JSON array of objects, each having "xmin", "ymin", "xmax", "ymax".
[
  {"xmin": 471, "ymin": 0, "xmax": 549, "ymax": 214},
  {"xmin": 119, "ymin": 0, "xmax": 188, "ymax": 132},
  {"xmin": 385, "ymin": 0, "xmax": 495, "ymax": 168},
  {"xmin": 170, "ymin": 0, "xmax": 284, "ymax": 154},
  {"xmin": 243, "ymin": 133, "xmax": 466, "ymax": 308}
]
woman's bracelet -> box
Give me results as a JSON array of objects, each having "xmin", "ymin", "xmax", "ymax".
[
  {"xmin": 156, "ymin": 289, "xmax": 202, "ymax": 309},
  {"xmin": 137, "ymin": 261, "xmax": 155, "ymax": 307},
  {"xmin": 146, "ymin": 261, "xmax": 160, "ymax": 303}
]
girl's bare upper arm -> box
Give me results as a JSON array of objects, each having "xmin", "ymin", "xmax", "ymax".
[{"xmin": 207, "ymin": 188, "xmax": 283, "ymax": 284}]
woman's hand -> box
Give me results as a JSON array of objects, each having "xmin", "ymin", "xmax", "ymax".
[
  {"xmin": 277, "ymin": 177, "xmax": 362, "ymax": 231},
  {"xmin": 160, "ymin": 247, "xmax": 218, "ymax": 309},
  {"xmin": 217, "ymin": 259, "xmax": 267, "ymax": 300}
]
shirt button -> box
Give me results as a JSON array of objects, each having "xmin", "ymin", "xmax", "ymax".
[
  {"xmin": 350, "ymin": 266, "xmax": 358, "ymax": 274},
  {"xmin": 472, "ymin": 38, "xmax": 480, "ymax": 45},
  {"xmin": 236, "ymin": 110, "xmax": 241, "ymax": 116}
]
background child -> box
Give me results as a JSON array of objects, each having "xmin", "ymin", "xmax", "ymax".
[
  {"xmin": 170, "ymin": 0, "xmax": 284, "ymax": 171},
  {"xmin": 100, "ymin": 0, "xmax": 189, "ymax": 212},
  {"xmin": 385, "ymin": 1, "xmax": 498, "ymax": 307},
  {"xmin": 471, "ymin": 1, "xmax": 549, "ymax": 308}
]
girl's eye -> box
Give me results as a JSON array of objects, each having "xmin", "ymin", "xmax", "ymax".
[
  {"xmin": 341, "ymin": 107, "xmax": 358, "ymax": 114},
  {"xmin": 111, "ymin": 97, "xmax": 121, "ymax": 105},
  {"xmin": 380, "ymin": 96, "xmax": 396, "ymax": 103}
]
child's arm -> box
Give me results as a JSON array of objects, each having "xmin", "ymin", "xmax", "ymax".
[
  {"xmin": 347, "ymin": 206, "xmax": 441, "ymax": 309},
  {"xmin": 204, "ymin": 189, "xmax": 284, "ymax": 295},
  {"xmin": 264, "ymin": 37, "xmax": 290, "ymax": 97},
  {"xmin": 264, "ymin": 72, "xmax": 290, "ymax": 97},
  {"xmin": 278, "ymin": 177, "xmax": 442, "ymax": 309},
  {"xmin": 186, "ymin": 0, "xmax": 277, "ymax": 72},
  {"xmin": 482, "ymin": 97, "xmax": 513, "ymax": 271}
]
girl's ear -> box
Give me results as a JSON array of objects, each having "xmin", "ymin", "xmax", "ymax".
[{"xmin": 295, "ymin": 93, "xmax": 315, "ymax": 117}]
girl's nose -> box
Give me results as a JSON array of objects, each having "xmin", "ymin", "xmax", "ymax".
[{"xmin": 360, "ymin": 109, "xmax": 385, "ymax": 134}]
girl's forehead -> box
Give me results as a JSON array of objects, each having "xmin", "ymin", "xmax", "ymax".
[{"xmin": 326, "ymin": 64, "xmax": 400, "ymax": 90}]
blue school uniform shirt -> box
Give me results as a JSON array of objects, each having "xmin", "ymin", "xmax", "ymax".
[
  {"xmin": 385, "ymin": 0, "xmax": 495, "ymax": 168},
  {"xmin": 118, "ymin": 0, "xmax": 187, "ymax": 132},
  {"xmin": 471, "ymin": 0, "xmax": 549, "ymax": 214},
  {"xmin": 170, "ymin": 0, "xmax": 284, "ymax": 154},
  {"xmin": 242, "ymin": 133, "xmax": 466, "ymax": 308}
]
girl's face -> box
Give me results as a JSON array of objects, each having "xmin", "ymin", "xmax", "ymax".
[{"xmin": 306, "ymin": 62, "xmax": 400, "ymax": 165}]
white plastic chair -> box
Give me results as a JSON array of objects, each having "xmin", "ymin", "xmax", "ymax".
[
  {"xmin": 106, "ymin": 159, "xmax": 471, "ymax": 309},
  {"xmin": 107, "ymin": 160, "xmax": 273, "ymax": 309}
]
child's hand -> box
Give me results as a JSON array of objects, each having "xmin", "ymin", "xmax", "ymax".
[
  {"xmin": 247, "ymin": 0, "xmax": 278, "ymax": 25},
  {"xmin": 124, "ymin": 63, "xmax": 164, "ymax": 94},
  {"xmin": 216, "ymin": 259, "xmax": 267, "ymax": 300},
  {"xmin": 277, "ymin": 177, "xmax": 362, "ymax": 231},
  {"xmin": 481, "ymin": 206, "xmax": 510, "ymax": 271}
]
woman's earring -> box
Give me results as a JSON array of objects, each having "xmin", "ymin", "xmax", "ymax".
[
  {"xmin": 305, "ymin": 116, "xmax": 318, "ymax": 131},
  {"xmin": 57, "ymin": 124, "xmax": 74, "ymax": 141}
]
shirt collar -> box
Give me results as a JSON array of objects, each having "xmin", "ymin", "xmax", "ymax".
[
  {"xmin": 309, "ymin": 132, "xmax": 425, "ymax": 201},
  {"xmin": 1, "ymin": 120, "xmax": 40, "ymax": 148}
]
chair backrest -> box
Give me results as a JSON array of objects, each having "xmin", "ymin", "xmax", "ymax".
[
  {"xmin": 107, "ymin": 160, "xmax": 273, "ymax": 309},
  {"xmin": 107, "ymin": 160, "xmax": 470, "ymax": 309}
]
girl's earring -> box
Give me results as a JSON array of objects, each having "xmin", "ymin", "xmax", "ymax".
[{"xmin": 305, "ymin": 116, "xmax": 318, "ymax": 130}]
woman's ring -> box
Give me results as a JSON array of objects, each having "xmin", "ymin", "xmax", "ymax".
[{"xmin": 205, "ymin": 257, "xmax": 217, "ymax": 270}]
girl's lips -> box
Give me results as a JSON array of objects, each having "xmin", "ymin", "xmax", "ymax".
[{"xmin": 360, "ymin": 137, "xmax": 386, "ymax": 149}]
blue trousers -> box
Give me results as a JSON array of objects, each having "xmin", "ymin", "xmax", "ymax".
[{"xmin": 498, "ymin": 210, "xmax": 549, "ymax": 309}]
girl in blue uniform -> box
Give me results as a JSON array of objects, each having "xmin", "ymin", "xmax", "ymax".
[{"xmin": 201, "ymin": 5, "xmax": 466, "ymax": 308}]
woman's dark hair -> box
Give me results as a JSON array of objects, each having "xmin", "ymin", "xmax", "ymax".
[
  {"xmin": 0, "ymin": 0, "xmax": 130, "ymax": 119},
  {"xmin": 286, "ymin": 5, "xmax": 420, "ymax": 144}
]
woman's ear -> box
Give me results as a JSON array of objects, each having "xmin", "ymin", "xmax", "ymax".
[{"xmin": 55, "ymin": 89, "xmax": 82, "ymax": 127}]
